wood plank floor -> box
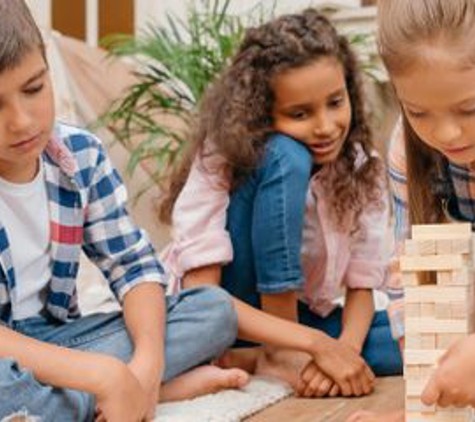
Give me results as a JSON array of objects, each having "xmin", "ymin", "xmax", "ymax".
[{"xmin": 247, "ymin": 376, "xmax": 404, "ymax": 422}]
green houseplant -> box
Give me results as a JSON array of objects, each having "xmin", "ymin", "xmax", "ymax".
[
  {"xmin": 100, "ymin": 0, "xmax": 267, "ymax": 187},
  {"xmin": 100, "ymin": 1, "xmax": 385, "ymax": 191}
]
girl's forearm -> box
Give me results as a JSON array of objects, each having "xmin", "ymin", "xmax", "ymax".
[
  {"xmin": 0, "ymin": 325, "xmax": 120, "ymax": 396},
  {"xmin": 233, "ymin": 298, "xmax": 328, "ymax": 356},
  {"xmin": 340, "ymin": 288, "xmax": 375, "ymax": 352}
]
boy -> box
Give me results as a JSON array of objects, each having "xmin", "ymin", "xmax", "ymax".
[{"xmin": 0, "ymin": 1, "xmax": 248, "ymax": 421}]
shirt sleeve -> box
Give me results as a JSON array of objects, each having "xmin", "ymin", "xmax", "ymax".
[
  {"xmin": 344, "ymin": 155, "xmax": 391, "ymax": 291},
  {"xmin": 167, "ymin": 149, "xmax": 233, "ymax": 277},
  {"xmin": 82, "ymin": 139, "xmax": 166, "ymax": 302},
  {"xmin": 386, "ymin": 119, "xmax": 410, "ymax": 339}
]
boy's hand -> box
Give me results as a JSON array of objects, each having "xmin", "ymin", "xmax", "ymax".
[
  {"xmin": 422, "ymin": 334, "xmax": 475, "ymax": 408},
  {"xmin": 310, "ymin": 336, "xmax": 375, "ymax": 397},
  {"xmin": 298, "ymin": 361, "xmax": 340, "ymax": 397},
  {"xmin": 95, "ymin": 360, "xmax": 148, "ymax": 422},
  {"xmin": 128, "ymin": 355, "xmax": 162, "ymax": 420}
]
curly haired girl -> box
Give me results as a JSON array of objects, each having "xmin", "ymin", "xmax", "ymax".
[{"xmin": 161, "ymin": 8, "xmax": 402, "ymax": 397}]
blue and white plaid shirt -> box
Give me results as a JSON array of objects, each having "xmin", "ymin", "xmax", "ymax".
[{"xmin": 0, "ymin": 123, "xmax": 166, "ymax": 325}]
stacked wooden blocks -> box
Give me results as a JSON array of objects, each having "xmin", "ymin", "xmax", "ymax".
[{"xmin": 401, "ymin": 223, "xmax": 475, "ymax": 421}]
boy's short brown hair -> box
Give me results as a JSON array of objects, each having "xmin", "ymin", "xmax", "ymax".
[{"xmin": 0, "ymin": 0, "xmax": 46, "ymax": 72}]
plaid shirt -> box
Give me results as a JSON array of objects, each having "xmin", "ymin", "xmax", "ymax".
[
  {"xmin": 387, "ymin": 122, "xmax": 475, "ymax": 338},
  {"xmin": 0, "ymin": 123, "xmax": 166, "ymax": 325}
]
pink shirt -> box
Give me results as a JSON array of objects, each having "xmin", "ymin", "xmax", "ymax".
[{"xmin": 162, "ymin": 150, "xmax": 391, "ymax": 316}]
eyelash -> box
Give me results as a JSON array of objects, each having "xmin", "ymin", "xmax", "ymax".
[
  {"xmin": 406, "ymin": 110, "xmax": 427, "ymax": 119},
  {"xmin": 24, "ymin": 84, "xmax": 44, "ymax": 95},
  {"xmin": 329, "ymin": 97, "xmax": 344, "ymax": 108}
]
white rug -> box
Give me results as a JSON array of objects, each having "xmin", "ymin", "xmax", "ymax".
[{"xmin": 154, "ymin": 376, "xmax": 293, "ymax": 422}]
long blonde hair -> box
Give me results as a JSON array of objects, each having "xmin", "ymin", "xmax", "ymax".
[{"xmin": 377, "ymin": 0, "xmax": 475, "ymax": 225}]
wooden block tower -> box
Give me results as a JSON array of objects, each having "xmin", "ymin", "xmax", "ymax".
[{"xmin": 401, "ymin": 223, "xmax": 475, "ymax": 421}]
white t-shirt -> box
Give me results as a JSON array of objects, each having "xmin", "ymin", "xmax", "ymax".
[{"xmin": 0, "ymin": 160, "xmax": 51, "ymax": 320}]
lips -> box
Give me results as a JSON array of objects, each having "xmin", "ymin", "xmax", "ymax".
[
  {"xmin": 11, "ymin": 133, "xmax": 41, "ymax": 150},
  {"xmin": 442, "ymin": 145, "xmax": 472, "ymax": 155},
  {"xmin": 310, "ymin": 138, "xmax": 339, "ymax": 154}
]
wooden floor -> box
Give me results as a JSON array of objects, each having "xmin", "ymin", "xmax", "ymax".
[{"xmin": 247, "ymin": 376, "xmax": 404, "ymax": 422}]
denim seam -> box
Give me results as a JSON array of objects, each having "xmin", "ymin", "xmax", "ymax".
[
  {"xmin": 258, "ymin": 281, "xmax": 303, "ymax": 294},
  {"xmin": 269, "ymin": 147, "xmax": 292, "ymax": 280}
]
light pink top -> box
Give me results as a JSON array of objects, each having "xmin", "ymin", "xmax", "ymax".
[{"xmin": 162, "ymin": 150, "xmax": 391, "ymax": 316}]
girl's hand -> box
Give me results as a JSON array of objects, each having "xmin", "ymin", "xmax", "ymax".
[
  {"xmin": 95, "ymin": 360, "xmax": 148, "ymax": 422},
  {"xmin": 298, "ymin": 361, "xmax": 339, "ymax": 397},
  {"xmin": 422, "ymin": 334, "xmax": 475, "ymax": 408},
  {"xmin": 345, "ymin": 410, "xmax": 404, "ymax": 422},
  {"xmin": 311, "ymin": 336, "xmax": 375, "ymax": 397}
]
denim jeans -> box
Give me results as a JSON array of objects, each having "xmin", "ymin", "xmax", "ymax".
[
  {"xmin": 0, "ymin": 286, "xmax": 237, "ymax": 421},
  {"xmin": 222, "ymin": 133, "xmax": 402, "ymax": 376}
]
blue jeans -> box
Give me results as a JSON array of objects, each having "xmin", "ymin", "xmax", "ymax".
[
  {"xmin": 0, "ymin": 286, "xmax": 237, "ymax": 421},
  {"xmin": 222, "ymin": 133, "xmax": 402, "ymax": 376}
]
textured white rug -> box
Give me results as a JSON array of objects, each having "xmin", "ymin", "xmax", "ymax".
[{"xmin": 154, "ymin": 376, "xmax": 293, "ymax": 422}]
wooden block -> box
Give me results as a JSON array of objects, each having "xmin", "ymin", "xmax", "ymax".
[
  {"xmin": 436, "ymin": 333, "xmax": 464, "ymax": 349},
  {"xmin": 411, "ymin": 223, "xmax": 471, "ymax": 240},
  {"xmin": 438, "ymin": 268, "xmax": 473, "ymax": 286},
  {"xmin": 404, "ymin": 272, "xmax": 422, "ymax": 286},
  {"xmin": 436, "ymin": 271, "xmax": 453, "ymax": 285},
  {"xmin": 405, "ymin": 286, "xmax": 469, "ymax": 304},
  {"xmin": 400, "ymin": 254, "xmax": 468, "ymax": 272},
  {"xmin": 406, "ymin": 318, "xmax": 470, "ymax": 334},
  {"xmin": 420, "ymin": 334, "xmax": 436, "ymax": 349},
  {"xmin": 406, "ymin": 380, "xmax": 429, "ymax": 397},
  {"xmin": 406, "ymin": 303, "xmax": 421, "ymax": 318},
  {"xmin": 451, "ymin": 237, "xmax": 473, "ymax": 254},
  {"xmin": 421, "ymin": 303, "xmax": 435, "ymax": 317},
  {"xmin": 436, "ymin": 239, "xmax": 453, "ymax": 254},
  {"xmin": 435, "ymin": 303, "xmax": 451, "ymax": 319},
  {"xmin": 405, "ymin": 239, "xmax": 437, "ymax": 255},
  {"xmin": 406, "ymin": 396, "xmax": 435, "ymax": 413},
  {"xmin": 405, "ymin": 349, "xmax": 444, "ymax": 365},
  {"xmin": 451, "ymin": 302, "xmax": 469, "ymax": 319},
  {"xmin": 419, "ymin": 365, "xmax": 433, "ymax": 379},
  {"xmin": 406, "ymin": 410, "xmax": 473, "ymax": 421},
  {"xmin": 406, "ymin": 334, "xmax": 422, "ymax": 349},
  {"xmin": 404, "ymin": 365, "xmax": 421, "ymax": 380}
]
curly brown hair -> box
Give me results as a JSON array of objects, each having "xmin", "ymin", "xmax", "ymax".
[{"xmin": 160, "ymin": 8, "xmax": 383, "ymax": 230}]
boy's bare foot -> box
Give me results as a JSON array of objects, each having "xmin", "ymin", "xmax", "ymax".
[
  {"xmin": 160, "ymin": 365, "xmax": 250, "ymax": 402},
  {"xmin": 215, "ymin": 348, "xmax": 260, "ymax": 373}
]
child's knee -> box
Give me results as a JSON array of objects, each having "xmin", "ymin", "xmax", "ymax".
[
  {"xmin": 189, "ymin": 286, "xmax": 238, "ymax": 347},
  {"xmin": 266, "ymin": 134, "xmax": 313, "ymax": 180}
]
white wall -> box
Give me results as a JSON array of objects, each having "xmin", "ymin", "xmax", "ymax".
[
  {"xmin": 25, "ymin": 0, "xmax": 51, "ymax": 29},
  {"xmin": 140, "ymin": 0, "xmax": 360, "ymax": 29},
  {"xmin": 26, "ymin": 0, "xmax": 363, "ymax": 41}
]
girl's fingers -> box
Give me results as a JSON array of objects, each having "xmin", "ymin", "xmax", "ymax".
[
  {"xmin": 339, "ymin": 379, "xmax": 353, "ymax": 397},
  {"xmin": 329, "ymin": 384, "xmax": 340, "ymax": 397},
  {"xmin": 350, "ymin": 377, "xmax": 363, "ymax": 397},
  {"xmin": 306, "ymin": 374, "xmax": 332, "ymax": 397},
  {"xmin": 303, "ymin": 370, "xmax": 325, "ymax": 397}
]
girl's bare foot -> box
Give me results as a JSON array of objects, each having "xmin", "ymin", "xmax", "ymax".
[
  {"xmin": 255, "ymin": 349, "xmax": 310, "ymax": 391},
  {"xmin": 160, "ymin": 365, "xmax": 250, "ymax": 402},
  {"xmin": 215, "ymin": 348, "xmax": 261, "ymax": 373}
]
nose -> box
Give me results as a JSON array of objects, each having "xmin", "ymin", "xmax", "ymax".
[
  {"xmin": 431, "ymin": 117, "xmax": 462, "ymax": 147},
  {"xmin": 6, "ymin": 99, "xmax": 33, "ymax": 133},
  {"xmin": 313, "ymin": 111, "xmax": 334, "ymax": 137}
]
